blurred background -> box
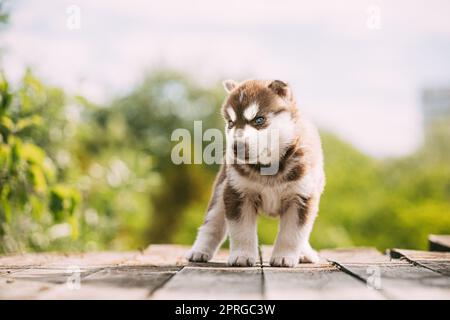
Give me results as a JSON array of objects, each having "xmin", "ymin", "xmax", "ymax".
[{"xmin": 0, "ymin": 0, "xmax": 449, "ymax": 254}]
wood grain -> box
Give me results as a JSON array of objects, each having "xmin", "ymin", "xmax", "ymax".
[
  {"xmin": 390, "ymin": 248, "xmax": 450, "ymax": 276},
  {"xmin": 263, "ymin": 266, "xmax": 384, "ymax": 299},
  {"xmin": 323, "ymin": 248, "xmax": 450, "ymax": 299},
  {"xmin": 152, "ymin": 266, "xmax": 263, "ymax": 299},
  {"xmin": 1, "ymin": 244, "xmax": 449, "ymax": 300}
]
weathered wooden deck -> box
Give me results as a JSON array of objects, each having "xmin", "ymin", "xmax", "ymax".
[{"xmin": 1, "ymin": 236, "xmax": 449, "ymax": 299}]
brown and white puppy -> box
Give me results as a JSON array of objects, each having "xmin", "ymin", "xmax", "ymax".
[{"xmin": 187, "ymin": 79, "xmax": 325, "ymax": 267}]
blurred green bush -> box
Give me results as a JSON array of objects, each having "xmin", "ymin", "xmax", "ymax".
[{"xmin": 0, "ymin": 70, "xmax": 449, "ymax": 254}]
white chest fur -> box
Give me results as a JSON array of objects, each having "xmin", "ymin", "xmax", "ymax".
[
  {"xmin": 228, "ymin": 167, "xmax": 320, "ymax": 216},
  {"xmin": 259, "ymin": 185, "xmax": 286, "ymax": 216}
]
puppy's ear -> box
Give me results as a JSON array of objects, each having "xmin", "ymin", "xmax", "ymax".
[
  {"xmin": 268, "ymin": 80, "xmax": 292, "ymax": 100},
  {"xmin": 223, "ymin": 79, "xmax": 238, "ymax": 93}
]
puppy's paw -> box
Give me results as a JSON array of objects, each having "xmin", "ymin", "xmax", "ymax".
[
  {"xmin": 298, "ymin": 248, "xmax": 319, "ymax": 264},
  {"xmin": 270, "ymin": 256, "xmax": 297, "ymax": 268},
  {"xmin": 186, "ymin": 250, "xmax": 211, "ymax": 263},
  {"xmin": 228, "ymin": 254, "xmax": 256, "ymax": 267}
]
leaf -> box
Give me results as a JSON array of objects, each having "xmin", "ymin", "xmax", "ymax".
[
  {"xmin": 28, "ymin": 164, "xmax": 47, "ymax": 193},
  {"xmin": 49, "ymin": 185, "xmax": 81, "ymax": 218},
  {"xmin": 0, "ymin": 144, "xmax": 10, "ymax": 169},
  {"xmin": 0, "ymin": 116, "xmax": 14, "ymax": 131},
  {"xmin": 0, "ymin": 73, "xmax": 12, "ymax": 114},
  {"xmin": 49, "ymin": 188, "xmax": 64, "ymax": 217},
  {"xmin": 16, "ymin": 115, "xmax": 42, "ymax": 131},
  {"xmin": 19, "ymin": 143, "xmax": 45, "ymax": 165},
  {"xmin": 19, "ymin": 70, "xmax": 47, "ymax": 113},
  {"xmin": 10, "ymin": 138, "xmax": 20, "ymax": 169},
  {"xmin": 30, "ymin": 195, "xmax": 44, "ymax": 221},
  {"xmin": 0, "ymin": 186, "xmax": 11, "ymax": 223},
  {"xmin": 1, "ymin": 198, "xmax": 11, "ymax": 223},
  {"xmin": 69, "ymin": 215, "xmax": 79, "ymax": 240},
  {"xmin": 42, "ymin": 157, "xmax": 56, "ymax": 183}
]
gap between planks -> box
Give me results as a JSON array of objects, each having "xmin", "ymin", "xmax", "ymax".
[
  {"xmin": 1, "ymin": 245, "xmax": 450, "ymax": 299},
  {"xmin": 151, "ymin": 245, "xmax": 384, "ymax": 299},
  {"xmin": 322, "ymin": 247, "xmax": 450, "ymax": 299},
  {"xmin": 389, "ymin": 248, "xmax": 450, "ymax": 277}
]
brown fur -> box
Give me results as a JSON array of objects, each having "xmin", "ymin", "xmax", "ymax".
[
  {"xmin": 229, "ymin": 140, "xmax": 308, "ymax": 186},
  {"xmin": 206, "ymin": 165, "xmax": 226, "ymax": 212},
  {"xmin": 223, "ymin": 183, "xmax": 243, "ymax": 220},
  {"xmin": 222, "ymin": 80, "xmax": 296, "ymax": 125}
]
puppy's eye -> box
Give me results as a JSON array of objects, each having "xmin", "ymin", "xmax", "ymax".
[
  {"xmin": 228, "ymin": 120, "xmax": 234, "ymax": 129},
  {"xmin": 254, "ymin": 116, "xmax": 265, "ymax": 126}
]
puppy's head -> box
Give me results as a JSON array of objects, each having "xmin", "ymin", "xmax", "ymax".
[{"xmin": 221, "ymin": 79, "xmax": 298, "ymax": 165}]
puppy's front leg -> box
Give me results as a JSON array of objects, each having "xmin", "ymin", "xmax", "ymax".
[
  {"xmin": 187, "ymin": 182, "xmax": 227, "ymax": 263},
  {"xmin": 224, "ymin": 184, "xmax": 258, "ymax": 267},
  {"xmin": 270, "ymin": 195, "xmax": 319, "ymax": 267}
]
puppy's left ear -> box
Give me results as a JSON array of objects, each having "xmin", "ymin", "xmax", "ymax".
[{"xmin": 268, "ymin": 80, "xmax": 292, "ymax": 100}]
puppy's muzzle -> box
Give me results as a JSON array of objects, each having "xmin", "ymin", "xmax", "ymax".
[{"xmin": 233, "ymin": 141, "xmax": 249, "ymax": 160}]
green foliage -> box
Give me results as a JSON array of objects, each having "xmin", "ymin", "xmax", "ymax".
[
  {"xmin": 78, "ymin": 70, "xmax": 224, "ymax": 246},
  {"xmin": 0, "ymin": 68, "xmax": 449, "ymax": 254},
  {"xmin": 0, "ymin": 72, "xmax": 80, "ymax": 252}
]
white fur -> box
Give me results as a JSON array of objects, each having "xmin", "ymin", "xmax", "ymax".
[
  {"xmin": 187, "ymin": 183, "xmax": 227, "ymax": 262},
  {"xmin": 227, "ymin": 111, "xmax": 296, "ymax": 166},
  {"xmin": 227, "ymin": 107, "xmax": 236, "ymax": 122},
  {"xmin": 243, "ymin": 103, "xmax": 259, "ymax": 121},
  {"xmin": 225, "ymin": 125, "xmax": 236, "ymax": 162},
  {"xmin": 239, "ymin": 90, "xmax": 245, "ymax": 103},
  {"xmin": 227, "ymin": 199, "xmax": 259, "ymax": 266},
  {"xmin": 270, "ymin": 201, "xmax": 319, "ymax": 267}
]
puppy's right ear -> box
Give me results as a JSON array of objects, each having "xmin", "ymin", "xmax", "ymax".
[{"xmin": 222, "ymin": 79, "xmax": 238, "ymax": 93}]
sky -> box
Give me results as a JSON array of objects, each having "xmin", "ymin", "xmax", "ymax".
[{"xmin": 1, "ymin": 0, "xmax": 450, "ymax": 157}]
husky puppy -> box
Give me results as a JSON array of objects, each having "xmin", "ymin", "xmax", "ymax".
[{"xmin": 187, "ymin": 79, "xmax": 325, "ymax": 267}]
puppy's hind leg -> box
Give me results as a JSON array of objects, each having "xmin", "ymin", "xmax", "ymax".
[{"xmin": 187, "ymin": 182, "xmax": 227, "ymax": 263}]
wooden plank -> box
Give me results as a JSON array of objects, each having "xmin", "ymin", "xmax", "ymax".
[
  {"xmin": 0, "ymin": 268, "xmax": 23, "ymax": 276},
  {"xmin": 261, "ymin": 246, "xmax": 383, "ymax": 299},
  {"xmin": 81, "ymin": 266, "xmax": 179, "ymax": 289},
  {"xmin": 42, "ymin": 251, "xmax": 138, "ymax": 268},
  {"xmin": 0, "ymin": 251, "xmax": 155, "ymax": 299},
  {"xmin": 389, "ymin": 248, "xmax": 450, "ymax": 276},
  {"xmin": 0, "ymin": 253, "xmax": 65, "ymax": 268},
  {"xmin": 2, "ymin": 266, "xmax": 99, "ymax": 285},
  {"xmin": 320, "ymin": 247, "xmax": 392, "ymax": 264},
  {"xmin": 38, "ymin": 284, "xmax": 151, "ymax": 300},
  {"xmin": 0, "ymin": 265, "xmax": 104, "ymax": 299},
  {"xmin": 0, "ymin": 278, "xmax": 58, "ymax": 299},
  {"xmin": 0, "ymin": 251, "xmax": 138, "ymax": 268},
  {"xmin": 152, "ymin": 266, "xmax": 264, "ymax": 299},
  {"xmin": 263, "ymin": 267, "xmax": 384, "ymax": 299},
  {"xmin": 39, "ymin": 266, "xmax": 180, "ymax": 299},
  {"xmin": 322, "ymin": 248, "xmax": 450, "ymax": 299},
  {"xmin": 0, "ymin": 246, "xmax": 234, "ymax": 299},
  {"xmin": 429, "ymin": 235, "xmax": 450, "ymax": 252},
  {"xmin": 121, "ymin": 245, "xmax": 189, "ymax": 267},
  {"xmin": 122, "ymin": 244, "xmax": 231, "ymax": 267}
]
